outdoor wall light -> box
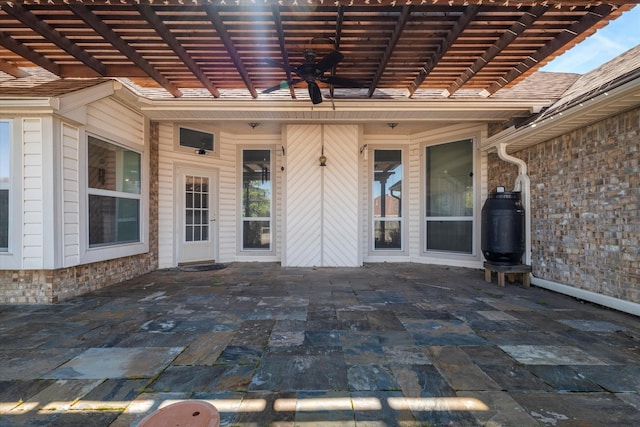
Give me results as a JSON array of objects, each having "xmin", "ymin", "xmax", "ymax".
[
  {"xmin": 195, "ymin": 149, "xmax": 207, "ymax": 155},
  {"xmin": 319, "ymin": 146, "xmax": 327, "ymax": 166},
  {"xmin": 387, "ymin": 122, "xmax": 398, "ymax": 129},
  {"xmin": 249, "ymin": 122, "xmax": 260, "ymax": 129}
]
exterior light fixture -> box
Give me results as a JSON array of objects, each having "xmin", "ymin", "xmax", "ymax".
[
  {"xmin": 195, "ymin": 149, "xmax": 207, "ymax": 155},
  {"xmin": 387, "ymin": 122, "xmax": 398, "ymax": 129},
  {"xmin": 249, "ymin": 122, "xmax": 260, "ymax": 129},
  {"xmin": 319, "ymin": 146, "xmax": 327, "ymax": 167}
]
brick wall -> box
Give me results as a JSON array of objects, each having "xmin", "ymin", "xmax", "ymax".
[
  {"xmin": 0, "ymin": 122, "xmax": 160, "ymax": 304},
  {"xmin": 488, "ymin": 106, "xmax": 640, "ymax": 303}
]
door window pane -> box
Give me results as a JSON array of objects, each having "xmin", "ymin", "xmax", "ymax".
[
  {"xmin": 373, "ymin": 150, "xmax": 402, "ymax": 250},
  {"xmin": 185, "ymin": 175, "xmax": 209, "ymax": 242},
  {"xmin": 242, "ymin": 150, "xmax": 272, "ymax": 250}
]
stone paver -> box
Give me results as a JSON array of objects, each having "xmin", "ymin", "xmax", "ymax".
[{"xmin": 0, "ymin": 262, "xmax": 639, "ymax": 426}]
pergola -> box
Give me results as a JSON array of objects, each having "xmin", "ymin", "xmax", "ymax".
[{"xmin": 1, "ymin": 0, "xmax": 636, "ymax": 101}]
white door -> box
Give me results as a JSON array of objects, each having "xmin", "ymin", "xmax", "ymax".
[{"xmin": 177, "ymin": 167, "xmax": 216, "ymax": 264}]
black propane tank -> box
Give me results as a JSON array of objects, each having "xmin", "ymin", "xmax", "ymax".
[{"xmin": 481, "ymin": 188, "xmax": 525, "ymax": 265}]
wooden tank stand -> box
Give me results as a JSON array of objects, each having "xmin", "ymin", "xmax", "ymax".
[{"xmin": 484, "ymin": 262, "xmax": 531, "ymax": 288}]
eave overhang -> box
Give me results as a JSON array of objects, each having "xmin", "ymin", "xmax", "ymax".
[
  {"xmin": 482, "ymin": 75, "xmax": 640, "ymax": 154},
  {"xmin": 137, "ymin": 98, "xmax": 553, "ymax": 124}
]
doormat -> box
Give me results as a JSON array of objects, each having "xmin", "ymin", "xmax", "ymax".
[{"xmin": 178, "ymin": 263, "xmax": 227, "ymax": 272}]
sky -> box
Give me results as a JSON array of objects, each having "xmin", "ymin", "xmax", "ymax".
[{"xmin": 541, "ymin": 5, "xmax": 640, "ymax": 74}]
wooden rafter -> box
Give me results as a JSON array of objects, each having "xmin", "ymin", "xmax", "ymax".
[
  {"xmin": 329, "ymin": 5, "xmax": 345, "ymax": 99},
  {"xmin": 204, "ymin": 5, "xmax": 258, "ymax": 98},
  {"xmin": 0, "ymin": 31, "xmax": 59, "ymax": 75},
  {"xmin": 1, "ymin": 3, "xmax": 106, "ymax": 76},
  {"xmin": 137, "ymin": 5, "xmax": 219, "ymax": 97},
  {"xmin": 483, "ymin": 3, "xmax": 616, "ymax": 96},
  {"xmin": 0, "ymin": 58, "xmax": 30, "ymax": 78},
  {"xmin": 271, "ymin": 4, "xmax": 296, "ymax": 99},
  {"xmin": 407, "ymin": 6, "xmax": 479, "ymax": 97},
  {"xmin": 445, "ymin": 4, "xmax": 549, "ymax": 97},
  {"xmin": 67, "ymin": 3, "xmax": 182, "ymax": 97},
  {"xmin": 368, "ymin": 6, "xmax": 411, "ymax": 98}
]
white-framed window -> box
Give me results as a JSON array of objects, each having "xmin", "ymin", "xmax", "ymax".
[
  {"xmin": 0, "ymin": 121, "xmax": 10, "ymax": 252},
  {"xmin": 176, "ymin": 125, "xmax": 217, "ymax": 156},
  {"xmin": 241, "ymin": 149, "xmax": 272, "ymax": 251},
  {"xmin": 424, "ymin": 138, "xmax": 474, "ymax": 254},
  {"xmin": 372, "ymin": 149, "xmax": 403, "ymax": 251},
  {"xmin": 87, "ymin": 135, "xmax": 141, "ymax": 248}
]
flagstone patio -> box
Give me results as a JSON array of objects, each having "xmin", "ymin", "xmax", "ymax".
[{"xmin": 0, "ymin": 262, "xmax": 639, "ymax": 426}]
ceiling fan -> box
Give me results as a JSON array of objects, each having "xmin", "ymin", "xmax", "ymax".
[{"xmin": 263, "ymin": 49, "xmax": 362, "ymax": 104}]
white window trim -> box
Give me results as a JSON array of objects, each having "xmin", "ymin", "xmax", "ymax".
[
  {"xmin": 0, "ymin": 119, "xmax": 22, "ymax": 269},
  {"xmin": 237, "ymin": 146, "xmax": 276, "ymax": 256},
  {"xmin": 80, "ymin": 130, "xmax": 148, "ymax": 264},
  {"xmin": 368, "ymin": 146, "xmax": 407, "ymax": 256},
  {"xmin": 421, "ymin": 136, "xmax": 481, "ymax": 264}
]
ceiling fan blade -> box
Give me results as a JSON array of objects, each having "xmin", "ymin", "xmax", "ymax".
[
  {"xmin": 262, "ymin": 79, "xmax": 303, "ymax": 93},
  {"xmin": 263, "ymin": 58, "xmax": 298, "ymax": 74},
  {"xmin": 321, "ymin": 75, "xmax": 363, "ymax": 88},
  {"xmin": 315, "ymin": 50, "xmax": 344, "ymax": 73},
  {"xmin": 308, "ymin": 81, "xmax": 323, "ymax": 104}
]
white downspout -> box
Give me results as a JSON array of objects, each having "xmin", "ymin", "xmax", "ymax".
[{"xmin": 497, "ymin": 143, "xmax": 531, "ymax": 265}]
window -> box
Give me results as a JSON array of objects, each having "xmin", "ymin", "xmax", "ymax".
[
  {"xmin": 185, "ymin": 175, "xmax": 209, "ymax": 242},
  {"xmin": 0, "ymin": 121, "xmax": 9, "ymax": 252},
  {"xmin": 179, "ymin": 127, "xmax": 214, "ymax": 152},
  {"xmin": 373, "ymin": 149, "xmax": 403, "ymax": 250},
  {"xmin": 425, "ymin": 139, "xmax": 474, "ymax": 253},
  {"xmin": 87, "ymin": 136, "xmax": 141, "ymax": 247},
  {"xmin": 241, "ymin": 149, "xmax": 271, "ymax": 250}
]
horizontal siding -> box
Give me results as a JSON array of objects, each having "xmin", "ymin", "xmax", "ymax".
[
  {"xmin": 86, "ymin": 98, "xmax": 144, "ymax": 147},
  {"xmin": 22, "ymin": 118, "xmax": 43, "ymax": 269},
  {"xmin": 62, "ymin": 123, "xmax": 80, "ymax": 267}
]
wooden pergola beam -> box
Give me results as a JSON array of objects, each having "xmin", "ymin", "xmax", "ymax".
[
  {"xmin": 67, "ymin": 3, "xmax": 182, "ymax": 97},
  {"xmin": 271, "ymin": 5, "xmax": 296, "ymax": 99},
  {"xmin": 368, "ymin": 5, "xmax": 411, "ymax": 98},
  {"xmin": 483, "ymin": 3, "xmax": 616, "ymax": 96},
  {"xmin": 1, "ymin": 3, "xmax": 106, "ymax": 76},
  {"xmin": 205, "ymin": 5, "xmax": 258, "ymax": 99},
  {"xmin": 445, "ymin": 4, "xmax": 549, "ymax": 97},
  {"xmin": 0, "ymin": 31, "xmax": 59, "ymax": 76},
  {"xmin": 408, "ymin": 6, "xmax": 479, "ymax": 97},
  {"xmin": 0, "ymin": 58, "xmax": 30, "ymax": 78},
  {"xmin": 137, "ymin": 5, "xmax": 219, "ymax": 98}
]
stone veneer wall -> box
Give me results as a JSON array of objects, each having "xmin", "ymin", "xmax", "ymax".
[
  {"xmin": 488, "ymin": 106, "xmax": 640, "ymax": 304},
  {"xmin": 0, "ymin": 122, "xmax": 160, "ymax": 304}
]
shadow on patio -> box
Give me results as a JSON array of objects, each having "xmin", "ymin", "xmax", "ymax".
[{"xmin": 1, "ymin": 262, "xmax": 639, "ymax": 426}]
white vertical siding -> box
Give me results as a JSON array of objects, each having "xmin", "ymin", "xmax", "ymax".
[
  {"xmin": 215, "ymin": 134, "xmax": 237, "ymax": 264},
  {"xmin": 322, "ymin": 125, "xmax": 360, "ymax": 267},
  {"xmin": 157, "ymin": 123, "xmax": 178, "ymax": 268},
  {"xmin": 407, "ymin": 141, "xmax": 422, "ymax": 258},
  {"xmin": 22, "ymin": 118, "xmax": 43, "ymax": 268},
  {"xmin": 61, "ymin": 123, "xmax": 80, "ymax": 266},
  {"xmin": 284, "ymin": 125, "xmax": 323, "ymax": 267}
]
